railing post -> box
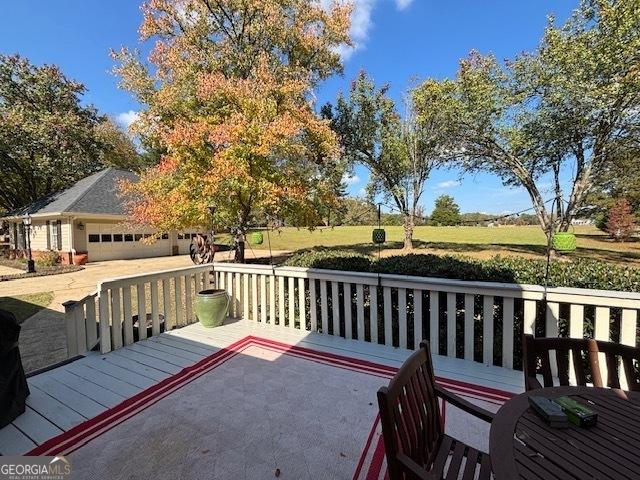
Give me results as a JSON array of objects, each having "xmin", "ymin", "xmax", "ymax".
[
  {"xmin": 98, "ymin": 287, "xmax": 111, "ymax": 354},
  {"xmin": 63, "ymin": 300, "xmax": 79, "ymax": 358}
]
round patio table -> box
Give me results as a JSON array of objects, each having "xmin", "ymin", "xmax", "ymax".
[{"xmin": 489, "ymin": 386, "xmax": 640, "ymax": 480}]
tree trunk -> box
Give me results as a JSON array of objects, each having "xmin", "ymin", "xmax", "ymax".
[{"xmin": 403, "ymin": 214, "xmax": 414, "ymax": 250}]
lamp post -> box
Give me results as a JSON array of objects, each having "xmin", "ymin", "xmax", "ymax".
[{"xmin": 22, "ymin": 215, "xmax": 35, "ymax": 273}]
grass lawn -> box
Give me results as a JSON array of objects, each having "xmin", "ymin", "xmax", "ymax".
[
  {"xmin": 245, "ymin": 225, "xmax": 640, "ymax": 264},
  {"xmin": 0, "ymin": 291, "xmax": 54, "ymax": 323}
]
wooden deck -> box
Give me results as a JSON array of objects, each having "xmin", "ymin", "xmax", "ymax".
[{"xmin": 0, "ymin": 318, "xmax": 524, "ymax": 456}]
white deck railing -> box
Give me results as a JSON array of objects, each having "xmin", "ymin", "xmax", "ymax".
[{"xmin": 65, "ymin": 261, "xmax": 640, "ymax": 386}]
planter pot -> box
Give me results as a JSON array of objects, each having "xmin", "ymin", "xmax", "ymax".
[
  {"xmin": 194, "ymin": 289, "xmax": 230, "ymax": 328},
  {"xmin": 552, "ymin": 232, "xmax": 576, "ymax": 253},
  {"xmin": 252, "ymin": 232, "xmax": 264, "ymax": 245},
  {"xmin": 73, "ymin": 252, "xmax": 88, "ymax": 265}
]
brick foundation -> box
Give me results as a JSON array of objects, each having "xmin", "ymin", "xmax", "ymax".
[{"xmin": 8, "ymin": 249, "xmax": 73, "ymax": 265}]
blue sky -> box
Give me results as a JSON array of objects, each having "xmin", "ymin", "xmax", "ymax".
[{"xmin": 1, "ymin": 1, "xmax": 576, "ymax": 215}]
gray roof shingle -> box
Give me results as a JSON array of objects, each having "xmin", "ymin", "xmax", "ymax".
[{"xmin": 5, "ymin": 168, "xmax": 139, "ymax": 217}]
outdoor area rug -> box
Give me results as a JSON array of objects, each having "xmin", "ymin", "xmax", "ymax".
[{"xmin": 27, "ymin": 336, "xmax": 513, "ymax": 479}]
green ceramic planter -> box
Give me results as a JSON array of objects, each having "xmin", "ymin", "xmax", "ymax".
[
  {"xmin": 552, "ymin": 232, "xmax": 577, "ymax": 252},
  {"xmin": 194, "ymin": 289, "xmax": 230, "ymax": 328}
]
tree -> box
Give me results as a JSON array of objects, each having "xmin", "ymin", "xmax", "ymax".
[
  {"xmin": 0, "ymin": 54, "xmax": 139, "ymax": 212},
  {"xmin": 606, "ymin": 199, "xmax": 636, "ymax": 242},
  {"xmin": 328, "ymin": 71, "xmax": 443, "ymax": 249},
  {"xmin": 412, "ymin": 0, "xmax": 640, "ymax": 243},
  {"xmin": 429, "ymin": 195, "xmax": 461, "ymax": 226},
  {"xmin": 114, "ymin": 0, "xmax": 350, "ymax": 261},
  {"xmin": 334, "ymin": 197, "xmax": 377, "ymax": 226}
]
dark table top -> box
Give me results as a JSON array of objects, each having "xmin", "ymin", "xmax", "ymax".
[{"xmin": 489, "ymin": 386, "xmax": 640, "ymax": 480}]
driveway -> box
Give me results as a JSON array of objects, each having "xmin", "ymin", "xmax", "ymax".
[{"xmin": 1, "ymin": 249, "xmax": 288, "ymax": 373}]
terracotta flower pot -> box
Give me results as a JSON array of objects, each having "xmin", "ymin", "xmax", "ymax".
[{"xmin": 73, "ymin": 252, "xmax": 88, "ymax": 265}]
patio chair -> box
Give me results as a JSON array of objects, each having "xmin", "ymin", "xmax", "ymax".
[
  {"xmin": 377, "ymin": 341, "xmax": 494, "ymax": 480},
  {"xmin": 522, "ymin": 334, "xmax": 640, "ymax": 392}
]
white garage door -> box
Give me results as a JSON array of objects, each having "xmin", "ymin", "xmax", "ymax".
[{"xmin": 86, "ymin": 224, "xmax": 171, "ymax": 262}]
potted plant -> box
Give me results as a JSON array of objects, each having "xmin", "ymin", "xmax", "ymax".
[{"xmin": 194, "ymin": 289, "xmax": 230, "ymax": 328}]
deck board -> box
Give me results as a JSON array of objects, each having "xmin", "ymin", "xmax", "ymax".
[{"xmin": 0, "ymin": 318, "xmax": 524, "ymax": 455}]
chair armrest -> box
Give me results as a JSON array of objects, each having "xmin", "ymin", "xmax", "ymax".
[
  {"xmin": 435, "ymin": 384, "xmax": 495, "ymax": 423},
  {"xmin": 397, "ymin": 453, "xmax": 436, "ymax": 480},
  {"xmin": 525, "ymin": 375, "xmax": 543, "ymax": 391}
]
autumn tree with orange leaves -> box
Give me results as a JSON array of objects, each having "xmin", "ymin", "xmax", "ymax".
[{"xmin": 113, "ymin": 0, "xmax": 352, "ymax": 259}]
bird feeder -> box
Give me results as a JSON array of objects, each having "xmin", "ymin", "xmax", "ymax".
[
  {"xmin": 552, "ymin": 232, "xmax": 576, "ymax": 253},
  {"xmin": 252, "ymin": 232, "xmax": 264, "ymax": 245},
  {"xmin": 372, "ymin": 228, "xmax": 386, "ymax": 244}
]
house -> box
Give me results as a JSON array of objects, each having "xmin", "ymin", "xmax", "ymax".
[{"xmin": 2, "ymin": 168, "xmax": 201, "ymax": 264}]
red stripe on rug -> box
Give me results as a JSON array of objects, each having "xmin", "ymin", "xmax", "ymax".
[{"xmin": 352, "ymin": 415, "xmax": 381, "ymax": 480}]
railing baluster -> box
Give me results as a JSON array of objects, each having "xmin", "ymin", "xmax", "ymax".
[
  {"xmin": 251, "ymin": 274, "xmax": 259, "ymax": 322},
  {"xmin": 309, "ymin": 278, "xmax": 318, "ymax": 332},
  {"xmin": 226, "ymin": 272, "xmax": 234, "ymax": 317},
  {"xmin": 620, "ymin": 309, "xmax": 637, "ymax": 390},
  {"xmin": 331, "ymin": 282, "xmax": 340, "ymax": 336},
  {"xmin": 356, "ymin": 284, "xmax": 365, "ymax": 342},
  {"xmin": 569, "ymin": 304, "xmax": 584, "ymax": 384},
  {"xmin": 429, "ymin": 291, "xmax": 439, "ymax": 354},
  {"xmin": 320, "ymin": 280, "xmax": 328, "ymax": 334},
  {"xmin": 269, "ymin": 274, "xmax": 276, "ymax": 325},
  {"xmin": 398, "ymin": 288, "xmax": 407, "ymax": 349},
  {"xmin": 137, "ymin": 283, "xmax": 147, "ymax": 339},
  {"xmin": 502, "ymin": 297, "xmax": 514, "ymax": 369},
  {"xmin": 122, "ymin": 286, "xmax": 133, "ymax": 345},
  {"xmin": 183, "ymin": 275, "xmax": 193, "ymax": 325},
  {"xmin": 594, "ymin": 306, "xmax": 610, "ymax": 386},
  {"xmin": 344, "ymin": 283, "xmax": 353, "ymax": 340},
  {"xmin": 235, "ymin": 273, "xmax": 242, "ymax": 318},
  {"xmin": 278, "ymin": 276, "xmax": 286, "ymax": 326},
  {"xmin": 243, "ymin": 273, "xmax": 250, "ymax": 320},
  {"xmin": 162, "ymin": 278, "xmax": 172, "ymax": 330},
  {"xmin": 463, "ymin": 294, "xmax": 474, "ymax": 360},
  {"xmin": 524, "ymin": 299, "xmax": 536, "ymax": 335},
  {"xmin": 370, "ymin": 286, "xmax": 378, "ymax": 344},
  {"xmin": 260, "ymin": 275, "xmax": 267, "ymax": 323},
  {"xmin": 289, "ymin": 276, "xmax": 296, "ymax": 329},
  {"xmin": 413, "ymin": 290, "xmax": 422, "ymax": 350},
  {"xmin": 483, "ymin": 296, "xmax": 494, "ymax": 365},
  {"xmin": 111, "ymin": 288, "xmax": 123, "ymax": 350},
  {"xmin": 383, "ymin": 286, "xmax": 392, "ymax": 346},
  {"xmin": 174, "ymin": 276, "xmax": 184, "ymax": 327},
  {"xmin": 546, "ymin": 302, "xmax": 560, "ymax": 377},
  {"xmin": 298, "ymin": 277, "xmax": 306, "ymax": 331},
  {"xmin": 98, "ymin": 288, "xmax": 111, "ymax": 354},
  {"xmin": 446, "ymin": 292, "xmax": 456, "ymax": 357},
  {"xmin": 151, "ymin": 281, "xmax": 160, "ymax": 336}
]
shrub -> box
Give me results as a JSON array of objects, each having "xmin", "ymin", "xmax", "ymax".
[
  {"xmin": 285, "ymin": 251, "xmax": 640, "ymax": 292},
  {"xmin": 284, "ymin": 249, "xmax": 372, "ymax": 272},
  {"xmin": 36, "ymin": 250, "xmax": 60, "ymax": 267}
]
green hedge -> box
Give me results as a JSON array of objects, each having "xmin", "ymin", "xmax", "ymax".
[{"xmin": 285, "ymin": 250, "xmax": 640, "ymax": 292}]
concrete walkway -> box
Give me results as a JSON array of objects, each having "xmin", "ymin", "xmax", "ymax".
[{"xmin": 1, "ymin": 250, "xmax": 288, "ymax": 373}]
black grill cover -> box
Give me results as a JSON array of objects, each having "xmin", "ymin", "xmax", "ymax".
[{"xmin": 0, "ymin": 309, "xmax": 29, "ymax": 427}]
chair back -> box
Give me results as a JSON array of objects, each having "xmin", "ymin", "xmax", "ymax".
[
  {"xmin": 377, "ymin": 341, "xmax": 442, "ymax": 479},
  {"xmin": 523, "ymin": 334, "xmax": 640, "ymax": 391}
]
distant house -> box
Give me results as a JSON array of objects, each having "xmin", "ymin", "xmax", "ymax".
[{"xmin": 2, "ymin": 168, "xmax": 201, "ymax": 264}]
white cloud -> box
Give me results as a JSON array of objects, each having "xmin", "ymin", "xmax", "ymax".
[
  {"xmin": 435, "ymin": 180, "xmax": 461, "ymax": 189},
  {"xmin": 342, "ymin": 173, "xmax": 361, "ymax": 185},
  {"xmin": 395, "ymin": 0, "xmax": 414, "ymax": 10},
  {"xmin": 115, "ymin": 110, "xmax": 139, "ymax": 129}
]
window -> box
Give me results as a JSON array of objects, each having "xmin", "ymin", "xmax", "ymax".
[
  {"xmin": 101, "ymin": 234, "xmax": 112, "ymax": 242},
  {"xmin": 177, "ymin": 233, "xmax": 184, "ymax": 240},
  {"xmin": 46, "ymin": 221, "xmax": 51, "ymax": 249},
  {"xmin": 49, "ymin": 220, "xmax": 61, "ymax": 250},
  {"xmin": 135, "ymin": 234, "xmax": 143, "ymax": 241},
  {"xmin": 124, "ymin": 234, "xmax": 134, "ymax": 242},
  {"xmin": 17, "ymin": 223, "xmax": 26, "ymax": 249},
  {"xmin": 88, "ymin": 234, "xmax": 100, "ymax": 243},
  {"xmin": 113, "ymin": 234, "xmax": 123, "ymax": 242},
  {"xmin": 143, "ymin": 233, "xmax": 151, "ymax": 239},
  {"xmin": 161, "ymin": 233, "xmax": 169, "ymax": 240}
]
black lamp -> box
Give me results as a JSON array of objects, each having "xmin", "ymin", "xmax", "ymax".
[{"xmin": 21, "ymin": 215, "xmax": 35, "ymax": 274}]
